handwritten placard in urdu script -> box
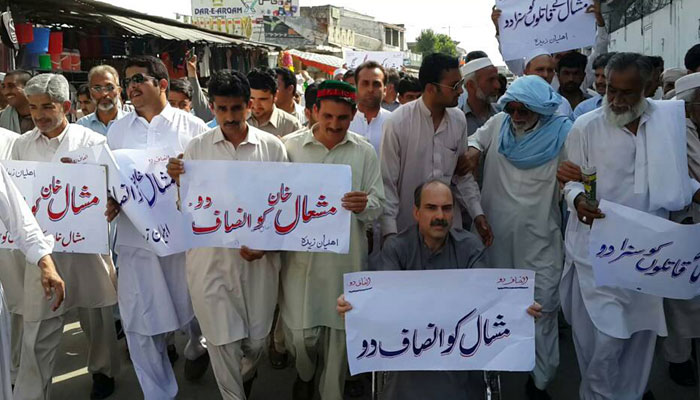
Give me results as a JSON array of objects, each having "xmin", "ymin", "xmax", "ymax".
[
  {"xmin": 344, "ymin": 269, "xmax": 535, "ymax": 375},
  {"xmin": 58, "ymin": 145, "xmax": 189, "ymax": 256},
  {"xmin": 590, "ymin": 200, "xmax": 700, "ymax": 299},
  {"xmin": 180, "ymin": 160, "xmax": 352, "ymax": 253},
  {"xmin": 344, "ymin": 51, "xmax": 404, "ymax": 70},
  {"xmin": 496, "ymin": 0, "xmax": 596, "ymax": 61},
  {"xmin": 0, "ymin": 160, "xmax": 108, "ymax": 254}
]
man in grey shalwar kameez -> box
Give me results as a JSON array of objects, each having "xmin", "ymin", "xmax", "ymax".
[{"xmin": 337, "ymin": 180, "xmax": 542, "ymax": 399}]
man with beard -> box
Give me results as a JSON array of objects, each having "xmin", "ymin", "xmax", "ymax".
[
  {"xmin": 659, "ymin": 72, "xmax": 700, "ymax": 387},
  {"xmin": 461, "ymin": 57, "xmax": 501, "ymax": 135},
  {"xmin": 77, "ymin": 65, "xmax": 130, "ymax": 135},
  {"xmin": 12, "ymin": 73, "xmax": 119, "ymax": 400},
  {"xmin": 557, "ymin": 52, "xmax": 591, "ymax": 110},
  {"xmin": 464, "ymin": 76, "xmax": 572, "ymax": 400},
  {"xmin": 280, "ymin": 80, "xmax": 384, "ymax": 400},
  {"xmin": 0, "ymin": 70, "xmax": 35, "ymax": 134},
  {"xmin": 572, "ymin": 53, "xmax": 617, "ymax": 121},
  {"xmin": 246, "ymin": 68, "xmax": 301, "ymax": 138},
  {"xmin": 106, "ymin": 56, "xmax": 209, "ymax": 400},
  {"xmin": 561, "ymin": 53, "xmax": 700, "ymax": 400},
  {"xmin": 167, "ymin": 70, "xmax": 287, "ymax": 400},
  {"xmin": 381, "ymin": 53, "xmax": 493, "ymax": 248},
  {"xmin": 349, "ymin": 61, "xmax": 392, "ymax": 154}
]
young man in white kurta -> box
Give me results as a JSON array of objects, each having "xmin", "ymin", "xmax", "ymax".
[
  {"xmin": 561, "ymin": 54, "xmax": 700, "ymax": 400},
  {"xmin": 12, "ymin": 74, "xmax": 118, "ymax": 400},
  {"xmin": 381, "ymin": 54, "xmax": 489, "ymax": 245},
  {"xmin": 106, "ymin": 56, "xmax": 208, "ymax": 400},
  {"xmin": 169, "ymin": 70, "xmax": 289, "ymax": 399}
]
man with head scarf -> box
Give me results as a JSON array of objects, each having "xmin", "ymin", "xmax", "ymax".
[
  {"xmin": 463, "ymin": 75, "xmax": 572, "ymax": 400},
  {"xmin": 660, "ymin": 72, "xmax": 700, "ymax": 388}
]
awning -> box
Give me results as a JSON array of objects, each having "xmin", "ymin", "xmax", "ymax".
[
  {"xmin": 10, "ymin": 0, "xmax": 279, "ymax": 51},
  {"xmin": 288, "ymin": 49, "xmax": 344, "ymax": 75}
]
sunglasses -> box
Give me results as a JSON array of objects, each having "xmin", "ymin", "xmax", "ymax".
[
  {"xmin": 123, "ymin": 73, "xmax": 156, "ymax": 87},
  {"xmin": 504, "ymin": 104, "xmax": 533, "ymax": 117},
  {"xmin": 432, "ymin": 78, "xmax": 465, "ymax": 92},
  {"xmin": 90, "ymin": 84, "xmax": 117, "ymax": 93}
]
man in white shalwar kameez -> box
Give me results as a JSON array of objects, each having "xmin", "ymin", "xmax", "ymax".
[
  {"xmin": 561, "ymin": 53, "xmax": 700, "ymax": 400},
  {"xmin": 0, "ymin": 126, "xmax": 22, "ymax": 387},
  {"xmin": 661, "ymin": 72, "xmax": 700, "ymax": 387},
  {"xmin": 11, "ymin": 74, "xmax": 120, "ymax": 400},
  {"xmin": 167, "ymin": 70, "xmax": 288, "ymax": 400},
  {"xmin": 0, "ymin": 163, "xmax": 64, "ymax": 400},
  {"xmin": 466, "ymin": 75, "xmax": 572, "ymax": 399},
  {"xmin": 106, "ymin": 56, "xmax": 208, "ymax": 400}
]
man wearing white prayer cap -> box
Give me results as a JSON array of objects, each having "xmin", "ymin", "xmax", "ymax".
[
  {"xmin": 522, "ymin": 49, "xmax": 574, "ymax": 119},
  {"xmin": 460, "ymin": 57, "xmax": 501, "ymax": 135},
  {"xmin": 662, "ymin": 71, "xmax": 700, "ymax": 388},
  {"xmin": 661, "ymin": 67, "xmax": 687, "ymax": 96},
  {"xmin": 333, "ymin": 68, "xmax": 347, "ymax": 81}
]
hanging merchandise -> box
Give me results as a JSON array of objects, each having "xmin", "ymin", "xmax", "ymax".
[
  {"xmin": 48, "ymin": 31, "xmax": 63, "ymax": 55},
  {"xmin": 25, "ymin": 27, "xmax": 50, "ymax": 54},
  {"xmin": 1, "ymin": 12, "xmax": 19, "ymax": 50},
  {"xmin": 14, "ymin": 22, "xmax": 32, "ymax": 45}
]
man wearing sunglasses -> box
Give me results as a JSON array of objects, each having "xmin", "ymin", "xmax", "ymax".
[
  {"xmin": 463, "ymin": 75, "xmax": 572, "ymax": 400},
  {"xmin": 106, "ymin": 56, "xmax": 210, "ymax": 400},
  {"xmin": 76, "ymin": 65, "xmax": 130, "ymax": 136},
  {"xmin": 381, "ymin": 53, "xmax": 493, "ymax": 249}
]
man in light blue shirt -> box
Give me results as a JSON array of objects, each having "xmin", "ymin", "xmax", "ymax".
[
  {"xmin": 76, "ymin": 65, "xmax": 130, "ymax": 135},
  {"xmin": 572, "ymin": 52, "xmax": 617, "ymax": 120}
]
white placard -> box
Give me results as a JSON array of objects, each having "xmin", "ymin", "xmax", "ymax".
[
  {"xmin": 110, "ymin": 149, "xmax": 189, "ymax": 256},
  {"xmin": 590, "ymin": 200, "xmax": 700, "ymax": 299},
  {"xmin": 344, "ymin": 269, "xmax": 535, "ymax": 375},
  {"xmin": 180, "ymin": 160, "xmax": 351, "ymax": 253},
  {"xmin": 344, "ymin": 51, "xmax": 404, "ymax": 70},
  {"xmin": 60, "ymin": 145, "xmax": 189, "ymax": 256},
  {"xmin": 496, "ymin": 0, "xmax": 596, "ymax": 61},
  {"xmin": 0, "ymin": 160, "xmax": 108, "ymax": 254}
]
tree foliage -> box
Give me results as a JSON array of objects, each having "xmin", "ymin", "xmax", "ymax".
[{"xmin": 415, "ymin": 29, "xmax": 458, "ymax": 57}]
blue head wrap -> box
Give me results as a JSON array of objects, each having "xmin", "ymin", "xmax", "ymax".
[{"xmin": 495, "ymin": 76, "xmax": 572, "ymax": 169}]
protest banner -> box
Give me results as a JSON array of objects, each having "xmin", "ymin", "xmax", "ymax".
[
  {"xmin": 496, "ymin": 0, "xmax": 596, "ymax": 61},
  {"xmin": 344, "ymin": 51, "xmax": 404, "ymax": 70},
  {"xmin": 344, "ymin": 269, "xmax": 535, "ymax": 375},
  {"xmin": 590, "ymin": 200, "xmax": 700, "ymax": 299},
  {"xmin": 180, "ymin": 160, "xmax": 351, "ymax": 253},
  {"xmin": 0, "ymin": 160, "xmax": 108, "ymax": 254}
]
